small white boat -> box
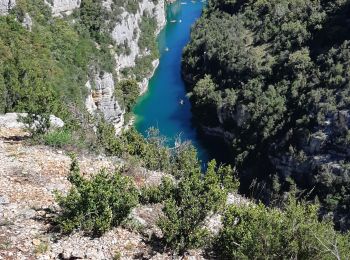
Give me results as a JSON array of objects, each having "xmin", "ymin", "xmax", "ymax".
[
  {"xmin": 165, "ymin": 47, "xmax": 169, "ymax": 52},
  {"xmin": 180, "ymin": 99, "xmax": 184, "ymax": 105},
  {"xmin": 170, "ymin": 20, "xmax": 177, "ymax": 23}
]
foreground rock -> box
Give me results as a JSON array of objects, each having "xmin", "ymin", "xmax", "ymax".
[
  {"xmin": 0, "ymin": 113, "xmax": 64, "ymax": 130},
  {"xmin": 0, "ymin": 125, "xmax": 208, "ymax": 259}
]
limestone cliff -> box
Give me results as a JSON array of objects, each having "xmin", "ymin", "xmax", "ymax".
[
  {"xmin": 85, "ymin": 73, "xmax": 125, "ymax": 133},
  {"xmin": 45, "ymin": 0, "xmax": 80, "ymax": 16},
  {"xmin": 0, "ymin": 0, "xmax": 15, "ymax": 15},
  {"xmin": 86, "ymin": 0, "xmax": 166, "ymax": 133},
  {"xmin": 112, "ymin": 0, "xmax": 166, "ymax": 76}
]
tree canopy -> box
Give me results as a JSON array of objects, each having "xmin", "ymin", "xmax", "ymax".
[{"xmin": 182, "ymin": 0, "xmax": 350, "ymax": 230}]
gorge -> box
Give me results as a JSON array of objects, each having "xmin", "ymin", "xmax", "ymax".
[
  {"xmin": 133, "ymin": 0, "xmax": 209, "ymax": 162},
  {"xmin": 1, "ymin": 0, "xmax": 350, "ymax": 259}
]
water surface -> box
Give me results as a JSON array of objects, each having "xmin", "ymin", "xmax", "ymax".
[{"xmin": 134, "ymin": 0, "xmax": 210, "ymax": 162}]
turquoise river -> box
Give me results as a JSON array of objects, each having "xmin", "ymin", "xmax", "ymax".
[{"xmin": 134, "ymin": 0, "xmax": 228, "ymax": 164}]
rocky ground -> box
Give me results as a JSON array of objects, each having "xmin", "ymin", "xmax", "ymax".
[
  {"xmin": 0, "ymin": 125, "xmax": 203, "ymax": 260},
  {"xmin": 0, "ymin": 121, "xmax": 250, "ymax": 260}
]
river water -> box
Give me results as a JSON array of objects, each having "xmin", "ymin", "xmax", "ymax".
[{"xmin": 134, "ymin": 0, "xmax": 222, "ymax": 164}]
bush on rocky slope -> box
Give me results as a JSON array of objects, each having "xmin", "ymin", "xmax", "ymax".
[
  {"xmin": 217, "ymin": 197, "xmax": 350, "ymax": 259},
  {"xmin": 55, "ymin": 156, "xmax": 139, "ymax": 236},
  {"xmin": 182, "ymin": 0, "xmax": 350, "ymax": 230}
]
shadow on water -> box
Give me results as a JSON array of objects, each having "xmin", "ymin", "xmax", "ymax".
[{"xmin": 133, "ymin": 0, "xmax": 232, "ymax": 166}]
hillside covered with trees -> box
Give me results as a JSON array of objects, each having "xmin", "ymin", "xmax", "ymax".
[
  {"xmin": 183, "ymin": 0, "xmax": 350, "ymax": 230},
  {"xmin": 1, "ymin": 0, "xmax": 350, "ymax": 258},
  {"xmin": 0, "ymin": 0, "xmax": 161, "ymax": 136}
]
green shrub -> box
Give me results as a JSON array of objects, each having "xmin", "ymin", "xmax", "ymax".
[
  {"xmin": 217, "ymin": 197, "xmax": 350, "ymax": 259},
  {"xmin": 97, "ymin": 120, "xmax": 123, "ymax": 156},
  {"xmin": 43, "ymin": 129, "xmax": 72, "ymax": 148},
  {"xmin": 96, "ymin": 123, "xmax": 171, "ymax": 172},
  {"xmin": 55, "ymin": 157, "xmax": 139, "ymax": 236},
  {"xmin": 140, "ymin": 176, "xmax": 175, "ymax": 204},
  {"xmin": 170, "ymin": 142, "xmax": 201, "ymax": 179},
  {"xmin": 115, "ymin": 79, "xmax": 140, "ymax": 113},
  {"xmin": 157, "ymin": 160, "xmax": 230, "ymax": 254}
]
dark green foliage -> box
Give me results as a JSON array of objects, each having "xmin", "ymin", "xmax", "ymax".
[
  {"xmin": 157, "ymin": 160, "xmax": 232, "ymax": 254},
  {"xmin": 170, "ymin": 142, "xmax": 201, "ymax": 178},
  {"xmin": 183, "ymin": 0, "xmax": 350, "ymax": 229},
  {"xmin": 79, "ymin": 0, "xmax": 107, "ymax": 42},
  {"xmin": 43, "ymin": 129, "xmax": 73, "ymax": 148},
  {"xmin": 97, "ymin": 123, "xmax": 171, "ymax": 171},
  {"xmin": 115, "ymin": 79, "xmax": 140, "ymax": 113},
  {"xmin": 141, "ymin": 157, "xmax": 238, "ymax": 254},
  {"xmin": 0, "ymin": 0, "xmax": 115, "ymax": 127},
  {"xmin": 55, "ymin": 157, "xmax": 138, "ymax": 235},
  {"xmin": 140, "ymin": 176, "xmax": 175, "ymax": 204},
  {"xmin": 217, "ymin": 198, "xmax": 350, "ymax": 259},
  {"xmin": 0, "ymin": 14, "xmax": 61, "ymax": 115}
]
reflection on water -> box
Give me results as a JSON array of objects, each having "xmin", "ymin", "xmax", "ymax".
[{"xmin": 134, "ymin": 0, "xmax": 230, "ymax": 165}]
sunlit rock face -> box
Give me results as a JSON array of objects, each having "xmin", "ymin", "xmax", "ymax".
[
  {"xmin": 85, "ymin": 0, "xmax": 166, "ymax": 133},
  {"xmin": 45, "ymin": 0, "xmax": 81, "ymax": 16},
  {"xmin": 0, "ymin": 0, "xmax": 16, "ymax": 15},
  {"xmin": 112, "ymin": 0, "xmax": 166, "ymax": 76},
  {"xmin": 85, "ymin": 73, "xmax": 125, "ymax": 134}
]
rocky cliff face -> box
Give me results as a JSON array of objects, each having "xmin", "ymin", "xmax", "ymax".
[
  {"xmin": 85, "ymin": 73, "xmax": 125, "ymax": 133},
  {"xmin": 86, "ymin": 0, "xmax": 166, "ymax": 134},
  {"xmin": 112, "ymin": 0, "xmax": 165, "ymax": 76},
  {"xmin": 0, "ymin": 0, "xmax": 15, "ymax": 15},
  {"xmin": 45, "ymin": 0, "xmax": 80, "ymax": 16},
  {"xmin": 270, "ymin": 110, "xmax": 350, "ymax": 180}
]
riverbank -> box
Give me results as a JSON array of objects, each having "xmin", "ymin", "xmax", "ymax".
[{"xmin": 133, "ymin": 0, "xmax": 210, "ymax": 162}]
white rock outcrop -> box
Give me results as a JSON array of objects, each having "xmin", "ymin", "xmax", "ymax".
[
  {"xmin": 112, "ymin": 0, "xmax": 166, "ymax": 76},
  {"xmin": 85, "ymin": 73, "xmax": 125, "ymax": 134},
  {"xmin": 86, "ymin": 0, "xmax": 166, "ymax": 133},
  {"xmin": 45, "ymin": 0, "xmax": 80, "ymax": 16},
  {"xmin": 0, "ymin": 113, "xmax": 64, "ymax": 129},
  {"xmin": 22, "ymin": 12, "xmax": 32, "ymax": 31},
  {"xmin": 0, "ymin": 0, "xmax": 15, "ymax": 15}
]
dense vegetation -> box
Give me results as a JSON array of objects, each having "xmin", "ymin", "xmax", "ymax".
[
  {"xmin": 2, "ymin": 0, "xmax": 350, "ymax": 258},
  {"xmin": 183, "ymin": 0, "xmax": 350, "ymax": 230},
  {"xmin": 56, "ymin": 131, "xmax": 350, "ymax": 258},
  {"xmin": 0, "ymin": 0, "xmax": 160, "ymax": 134},
  {"xmin": 217, "ymin": 198, "xmax": 350, "ymax": 259},
  {"xmin": 155, "ymin": 160, "xmax": 237, "ymax": 254},
  {"xmin": 55, "ymin": 156, "xmax": 138, "ymax": 235}
]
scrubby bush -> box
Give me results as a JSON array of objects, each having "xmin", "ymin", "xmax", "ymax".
[
  {"xmin": 140, "ymin": 176, "xmax": 175, "ymax": 204},
  {"xmin": 216, "ymin": 197, "xmax": 350, "ymax": 259},
  {"xmin": 115, "ymin": 79, "xmax": 140, "ymax": 113},
  {"xmin": 97, "ymin": 123, "xmax": 171, "ymax": 171},
  {"xmin": 43, "ymin": 129, "xmax": 72, "ymax": 148},
  {"xmin": 139, "ymin": 145, "xmax": 240, "ymax": 254},
  {"xmin": 156, "ymin": 160, "xmax": 238, "ymax": 254},
  {"xmin": 55, "ymin": 157, "xmax": 139, "ymax": 236}
]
